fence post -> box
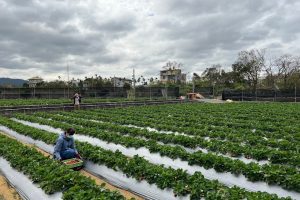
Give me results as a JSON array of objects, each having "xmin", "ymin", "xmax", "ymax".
[
  {"xmin": 33, "ymin": 87, "xmax": 35, "ymax": 98},
  {"xmin": 295, "ymin": 84, "xmax": 297, "ymax": 103},
  {"xmin": 166, "ymin": 87, "xmax": 168, "ymax": 100},
  {"xmin": 150, "ymin": 86, "xmax": 152, "ymax": 101},
  {"xmin": 255, "ymin": 88, "xmax": 257, "ymax": 101},
  {"xmin": 242, "ymin": 89, "xmax": 244, "ymax": 102}
]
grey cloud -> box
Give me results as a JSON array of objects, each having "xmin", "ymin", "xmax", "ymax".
[
  {"xmin": 159, "ymin": 0, "xmax": 278, "ymax": 17},
  {"xmin": 5, "ymin": 0, "xmax": 34, "ymax": 7},
  {"xmin": 0, "ymin": 0, "xmax": 299, "ymax": 80},
  {"xmin": 83, "ymin": 12, "xmax": 137, "ymax": 40},
  {"xmin": 267, "ymin": 43, "xmax": 283, "ymax": 49},
  {"xmin": 96, "ymin": 17, "xmax": 136, "ymax": 33},
  {"xmin": 150, "ymin": 0, "xmax": 297, "ymax": 69}
]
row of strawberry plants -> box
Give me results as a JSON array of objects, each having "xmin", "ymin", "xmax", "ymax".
[
  {"xmin": 99, "ymin": 102, "xmax": 299, "ymax": 122},
  {"xmin": 95, "ymin": 104, "xmax": 299, "ymax": 139},
  {"xmin": 86, "ymin": 108, "xmax": 299, "ymax": 152},
  {"xmin": 0, "ymin": 116, "xmax": 292, "ymax": 200},
  {"xmin": 115, "ymin": 103, "xmax": 300, "ymax": 125},
  {"xmin": 98, "ymin": 103, "xmax": 300, "ymax": 140},
  {"xmin": 27, "ymin": 111, "xmax": 300, "ymax": 166},
  {"xmin": 13, "ymin": 113, "xmax": 300, "ymax": 192},
  {"xmin": 77, "ymin": 108, "xmax": 300, "ymax": 148},
  {"xmin": 0, "ymin": 97, "xmax": 161, "ymax": 107},
  {"xmin": 55, "ymin": 109, "xmax": 299, "ymax": 160},
  {"xmin": 0, "ymin": 133, "xmax": 125, "ymax": 200}
]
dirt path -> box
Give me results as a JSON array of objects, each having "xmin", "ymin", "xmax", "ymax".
[
  {"xmin": 0, "ymin": 175, "xmax": 22, "ymax": 200},
  {"xmin": 0, "ymin": 131, "xmax": 143, "ymax": 200}
]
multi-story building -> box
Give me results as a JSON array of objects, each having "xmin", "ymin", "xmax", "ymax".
[
  {"xmin": 112, "ymin": 77, "xmax": 132, "ymax": 87},
  {"xmin": 160, "ymin": 68, "xmax": 186, "ymax": 84},
  {"xmin": 28, "ymin": 76, "xmax": 43, "ymax": 88}
]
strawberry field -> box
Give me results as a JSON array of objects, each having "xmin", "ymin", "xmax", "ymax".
[
  {"xmin": 0, "ymin": 102, "xmax": 299, "ymax": 200},
  {"xmin": 0, "ymin": 97, "xmax": 163, "ymax": 107}
]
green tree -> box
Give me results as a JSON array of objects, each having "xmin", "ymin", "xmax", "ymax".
[
  {"xmin": 275, "ymin": 54, "xmax": 299, "ymax": 89},
  {"xmin": 232, "ymin": 49, "xmax": 264, "ymax": 92}
]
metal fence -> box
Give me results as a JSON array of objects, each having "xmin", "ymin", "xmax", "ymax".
[
  {"xmin": 222, "ymin": 88, "xmax": 300, "ymax": 102},
  {"xmin": 0, "ymin": 86, "xmax": 180, "ymax": 99},
  {"xmin": 193, "ymin": 87, "xmax": 214, "ymax": 96}
]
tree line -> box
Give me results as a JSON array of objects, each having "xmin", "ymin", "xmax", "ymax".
[{"xmin": 197, "ymin": 49, "xmax": 300, "ymax": 93}]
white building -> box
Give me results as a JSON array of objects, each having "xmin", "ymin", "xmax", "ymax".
[
  {"xmin": 28, "ymin": 76, "xmax": 43, "ymax": 88},
  {"xmin": 70, "ymin": 78, "xmax": 79, "ymax": 87},
  {"xmin": 112, "ymin": 77, "xmax": 132, "ymax": 87}
]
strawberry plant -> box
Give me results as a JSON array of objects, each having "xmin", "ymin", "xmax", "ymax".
[
  {"xmin": 0, "ymin": 116, "xmax": 294, "ymax": 199},
  {"xmin": 0, "ymin": 134, "xmax": 125, "ymax": 200},
  {"xmin": 12, "ymin": 114, "xmax": 300, "ymax": 192}
]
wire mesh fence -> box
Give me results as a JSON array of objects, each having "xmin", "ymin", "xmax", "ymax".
[
  {"xmin": 0, "ymin": 87, "xmax": 180, "ymax": 100},
  {"xmin": 193, "ymin": 87, "xmax": 214, "ymax": 97},
  {"xmin": 222, "ymin": 88, "xmax": 300, "ymax": 102}
]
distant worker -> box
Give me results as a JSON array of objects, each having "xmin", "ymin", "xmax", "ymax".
[
  {"xmin": 53, "ymin": 128, "xmax": 81, "ymax": 161},
  {"xmin": 78, "ymin": 93, "xmax": 82, "ymax": 104},
  {"xmin": 72, "ymin": 93, "xmax": 81, "ymax": 109},
  {"xmin": 179, "ymin": 96, "xmax": 185, "ymax": 100}
]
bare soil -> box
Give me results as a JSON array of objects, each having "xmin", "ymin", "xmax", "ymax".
[{"xmin": 0, "ymin": 175, "xmax": 22, "ymax": 200}]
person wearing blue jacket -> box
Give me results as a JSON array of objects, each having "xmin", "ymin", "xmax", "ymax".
[{"xmin": 53, "ymin": 128, "xmax": 81, "ymax": 160}]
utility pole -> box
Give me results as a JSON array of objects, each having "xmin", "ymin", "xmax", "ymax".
[
  {"xmin": 67, "ymin": 62, "xmax": 70, "ymax": 98},
  {"xmin": 192, "ymin": 76, "xmax": 195, "ymax": 93},
  {"xmin": 113, "ymin": 75, "xmax": 116, "ymax": 97},
  {"xmin": 150, "ymin": 84, "xmax": 152, "ymax": 100},
  {"xmin": 113, "ymin": 75, "xmax": 116, "ymax": 87},
  {"xmin": 133, "ymin": 68, "xmax": 136, "ymax": 100}
]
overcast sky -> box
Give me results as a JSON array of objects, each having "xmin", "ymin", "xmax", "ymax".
[{"xmin": 0, "ymin": 0, "xmax": 300, "ymax": 81}]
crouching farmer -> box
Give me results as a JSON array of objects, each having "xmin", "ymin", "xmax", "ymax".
[{"xmin": 53, "ymin": 128, "xmax": 81, "ymax": 161}]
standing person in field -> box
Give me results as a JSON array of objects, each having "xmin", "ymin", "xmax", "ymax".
[
  {"xmin": 53, "ymin": 128, "xmax": 81, "ymax": 161},
  {"xmin": 78, "ymin": 93, "xmax": 82, "ymax": 104},
  {"xmin": 72, "ymin": 93, "xmax": 81, "ymax": 110}
]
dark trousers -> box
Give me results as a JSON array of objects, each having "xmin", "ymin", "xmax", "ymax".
[{"xmin": 60, "ymin": 149, "xmax": 76, "ymax": 160}]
